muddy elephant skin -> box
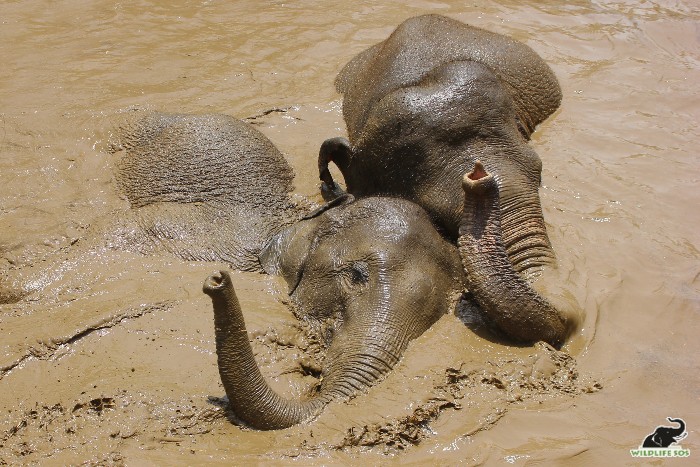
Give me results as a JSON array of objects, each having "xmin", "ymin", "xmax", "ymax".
[
  {"xmin": 113, "ymin": 112, "xmax": 301, "ymax": 271},
  {"xmin": 319, "ymin": 15, "xmax": 576, "ymax": 346},
  {"xmin": 204, "ymin": 196, "xmax": 464, "ymax": 430}
]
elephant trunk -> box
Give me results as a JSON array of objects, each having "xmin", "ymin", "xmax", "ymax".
[
  {"xmin": 203, "ymin": 271, "xmax": 327, "ymax": 429},
  {"xmin": 203, "ymin": 271, "xmax": 408, "ymax": 429},
  {"xmin": 457, "ymin": 161, "xmax": 571, "ymax": 347},
  {"xmin": 318, "ymin": 137, "xmax": 352, "ymax": 201},
  {"xmin": 498, "ymin": 183, "xmax": 556, "ymax": 275},
  {"xmin": 668, "ymin": 418, "xmax": 686, "ymax": 437}
]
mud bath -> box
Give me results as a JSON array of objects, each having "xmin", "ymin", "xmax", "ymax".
[{"xmin": 1, "ymin": 1, "xmax": 699, "ymax": 465}]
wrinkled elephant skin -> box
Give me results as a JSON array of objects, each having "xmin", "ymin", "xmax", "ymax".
[
  {"xmin": 205, "ymin": 196, "xmax": 464, "ymax": 429},
  {"xmin": 319, "ymin": 14, "xmax": 577, "ymax": 346}
]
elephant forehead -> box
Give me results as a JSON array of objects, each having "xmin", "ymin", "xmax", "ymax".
[
  {"xmin": 320, "ymin": 199, "xmax": 414, "ymax": 240},
  {"xmin": 371, "ymin": 66, "xmax": 515, "ymax": 140},
  {"xmin": 327, "ymin": 202, "xmax": 453, "ymax": 264}
]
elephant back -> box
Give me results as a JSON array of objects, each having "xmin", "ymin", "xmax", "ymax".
[
  {"xmin": 110, "ymin": 112, "xmax": 299, "ymax": 271},
  {"xmin": 336, "ymin": 14, "xmax": 561, "ymax": 139},
  {"xmin": 114, "ymin": 112, "xmax": 295, "ymax": 210}
]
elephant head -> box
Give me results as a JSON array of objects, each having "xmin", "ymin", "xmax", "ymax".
[
  {"xmin": 642, "ymin": 418, "xmax": 687, "ymax": 448},
  {"xmin": 318, "ymin": 15, "xmax": 576, "ymax": 346},
  {"xmin": 204, "ymin": 196, "xmax": 464, "ymax": 429}
]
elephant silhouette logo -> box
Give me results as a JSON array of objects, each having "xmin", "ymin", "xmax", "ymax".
[
  {"xmin": 642, "ymin": 417, "xmax": 687, "ymax": 448},
  {"xmin": 630, "ymin": 417, "xmax": 691, "ymax": 458}
]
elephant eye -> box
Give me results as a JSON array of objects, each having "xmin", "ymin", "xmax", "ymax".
[
  {"xmin": 340, "ymin": 261, "xmax": 370, "ymax": 288},
  {"xmin": 349, "ymin": 261, "xmax": 370, "ymax": 283}
]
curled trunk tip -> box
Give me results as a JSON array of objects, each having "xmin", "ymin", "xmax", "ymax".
[
  {"xmin": 462, "ymin": 160, "xmax": 497, "ymax": 194},
  {"xmin": 203, "ymin": 270, "xmax": 228, "ymax": 295}
]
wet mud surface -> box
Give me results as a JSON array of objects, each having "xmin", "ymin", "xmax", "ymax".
[{"xmin": 1, "ymin": 0, "xmax": 699, "ymax": 465}]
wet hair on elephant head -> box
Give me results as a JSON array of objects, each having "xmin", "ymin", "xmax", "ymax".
[
  {"xmin": 319, "ymin": 14, "xmax": 580, "ymax": 351},
  {"xmin": 203, "ymin": 196, "xmax": 464, "ymax": 430}
]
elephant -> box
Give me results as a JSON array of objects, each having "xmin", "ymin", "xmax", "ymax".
[
  {"xmin": 1, "ymin": 111, "xmax": 466, "ymax": 430},
  {"xmin": 642, "ymin": 418, "xmax": 687, "ymax": 448},
  {"xmin": 317, "ymin": 14, "xmax": 576, "ymax": 346},
  {"xmin": 0, "ymin": 112, "xmax": 302, "ymax": 303},
  {"xmin": 204, "ymin": 195, "xmax": 464, "ymax": 430}
]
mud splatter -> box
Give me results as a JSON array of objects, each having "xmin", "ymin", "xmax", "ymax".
[
  {"xmin": 333, "ymin": 343, "xmax": 598, "ymax": 453},
  {"xmin": 0, "ymin": 302, "xmax": 173, "ymax": 380}
]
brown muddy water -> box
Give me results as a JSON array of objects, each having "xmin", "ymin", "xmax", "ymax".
[{"xmin": 1, "ymin": 0, "xmax": 699, "ymax": 465}]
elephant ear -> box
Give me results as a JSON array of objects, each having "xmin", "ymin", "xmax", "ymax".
[
  {"xmin": 110, "ymin": 112, "xmax": 299, "ymax": 271},
  {"xmin": 259, "ymin": 216, "xmax": 322, "ymax": 293}
]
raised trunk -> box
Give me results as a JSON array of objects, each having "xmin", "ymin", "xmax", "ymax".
[
  {"xmin": 667, "ymin": 418, "xmax": 686, "ymax": 437},
  {"xmin": 457, "ymin": 162, "xmax": 571, "ymax": 347},
  {"xmin": 203, "ymin": 271, "xmax": 327, "ymax": 429},
  {"xmin": 203, "ymin": 270, "xmax": 405, "ymax": 429}
]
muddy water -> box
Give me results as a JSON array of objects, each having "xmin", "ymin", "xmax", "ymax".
[{"xmin": 1, "ymin": 0, "xmax": 698, "ymax": 465}]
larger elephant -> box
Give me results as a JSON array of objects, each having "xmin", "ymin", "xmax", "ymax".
[{"xmin": 318, "ymin": 15, "xmax": 576, "ymax": 346}]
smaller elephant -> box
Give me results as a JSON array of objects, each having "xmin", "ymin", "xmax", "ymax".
[
  {"xmin": 642, "ymin": 418, "xmax": 687, "ymax": 448},
  {"xmin": 204, "ymin": 196, "xmax": 464, "ymax": 430}
]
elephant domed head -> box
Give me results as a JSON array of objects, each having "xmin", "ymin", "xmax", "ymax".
[{"xmin": 206, "ymin": 197, "xmax": 464, "ymax": 429}]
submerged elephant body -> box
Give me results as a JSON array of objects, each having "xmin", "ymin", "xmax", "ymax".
[
  {"xmin": 0, "ymin": 113, "xmax": 300, "ymax": 303},
  {"xmin": 113, "ymin": 112, "xmax": 301, "ymax": 271}
]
